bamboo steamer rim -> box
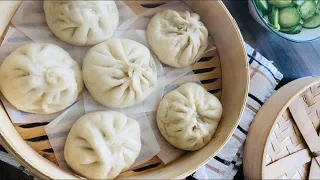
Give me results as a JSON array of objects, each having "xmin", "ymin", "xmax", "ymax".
[
  {"xmin": 262, "ymin": 77, "xmax": 320, "ymax": 178},
  {"xmin": 0, "ymin": 0, "xmax": 249, "ymax": 179},
  {"xmin": 262, "ymin": 78, "xmax": 319, "ymax": 178},
  {"xmin": 244, "ymin": 76, "xmax": 320, "ymax": 179}
]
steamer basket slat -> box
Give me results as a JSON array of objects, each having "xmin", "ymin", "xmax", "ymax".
[{"xmin": 0, "ymin": 0, "xmax": 249, "ymax": 179}]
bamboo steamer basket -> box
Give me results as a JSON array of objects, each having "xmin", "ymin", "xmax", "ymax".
[
  {"xmin": 0, "ymin": 0, "xmax": 249, "ymax": 179},
  {"xmin": 244, "ymin": 76, "xmax": 320, "ymax": 179}
]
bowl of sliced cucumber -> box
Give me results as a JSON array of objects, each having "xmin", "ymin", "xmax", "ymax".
[{"xmin": 249, "ymin": 0, "xmax": 320, "ymax": 42}]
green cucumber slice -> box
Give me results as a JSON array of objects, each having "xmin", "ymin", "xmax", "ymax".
[
  {"xmin": 279, "ymin": 7, "xmax": 301, "ymax": 28},
  {"xmin": 255, "ymin": 0, "xmax": 268, "ymax": 14},
  {"xmin": 303, "ymin": 14, "xmax": 320, "ymax": 28},
  {"xmin": 268, "ymin": 6, "xmax": 280, "ymax": 31},
  {"xmin": 269, "ymin": 0, "xmax": 293, "ymax": 8},
  {"xmin": 293, "ymin": 0, "xmax": 305, "ymax": 6},
  {"xmin": 268, "ymin": 6, "xmax": 280, "ymax": 27},
  {"xmin": 269, "ymin": 22, "xmax": 281, "ymax": 30},
  {"xmin": 299, "ymin": 0, "xmax": 317, "ymax": 20},
  {"xmin": 280, "ymin": 24, "xmax": 303, "ymax": 34}
]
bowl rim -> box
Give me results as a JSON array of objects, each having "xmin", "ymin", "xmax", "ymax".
[{"xmin": 251, "ymin": 0, "xmax": 320, "ymax": 43}]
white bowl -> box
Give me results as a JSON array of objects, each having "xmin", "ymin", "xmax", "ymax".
[{"xmin": 248, "ymin": 0, "xmax": 320, "ymax": 42}]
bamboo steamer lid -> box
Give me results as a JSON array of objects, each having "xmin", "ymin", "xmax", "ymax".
[{"xmin": 244, "ymin": 76, "xmax": 320, "ymax": 179}]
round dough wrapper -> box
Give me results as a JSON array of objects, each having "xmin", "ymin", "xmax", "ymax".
[
  {"xmin": 157, "ymin": 83, "xmax": 222, "ymax": 151},
  {"xmin": 64, "ymin": 111, "xmax": 141, "ymax": 179},
  {"xmin": 44, "ymin": 1, "xmax": 119, "ymax": 46},
  {"xmin": 82, "ymin": 38, "xmax": 157, "ymax": 108},
  {"xmin": 0, "ymin": 43, "xmax": 83, "ymax": 114},
  {"xmin": 147, "ymin": 10, "xmax": 208, "ymax": 68}
]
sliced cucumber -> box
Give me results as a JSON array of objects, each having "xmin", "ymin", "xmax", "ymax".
[
  {"xmin": 299, "ymin": 0, "xmax": 317, "ymax": 20},
  {"xmin": 255, "ymin": 0, "xmax": 268, "ymax": 14},
  {"xmin": 269, "ymin": 22, "xmax": 281, "ymax": 30},
  {"xmin": 293, "ymin": 0, "xmax": 305, "ymax": 6},
  {"xmin": 268, "ymin": 6, "xmax": 280, "ymax": 30},
  {"xmin": 269, "ymin": 0, "xmax": 293, "ymax": 8},
  {"xmin": 303, "ymin": 14, "xmax": 320, "ymax": 28},
  {"xmin": 279, "ymin": 7, "xmax": 301, "ymax": 28},
  {"xmin": 280, "ymin": 24, "xmax": 303, "ymax": 34},
  {"xmin": 268, "ymin": 6, "xmax": 280, "ymax": 31}
]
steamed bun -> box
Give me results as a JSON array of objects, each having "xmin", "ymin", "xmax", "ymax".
[
  {"xmin": 64, "ymin": 111, "xmax": 141, "ymax": 179},
  {"xmin": 0, "ymin": 43, "xmax": 83, "ymax": 114},
  {"xmin": 157, "ymin": 83, "xmax": 222, "ymax": 151},
  {"xmin": 147, "ymin": 10, "xmax": 208, "ymax": 68},
  {"xmin": 82, "ymin": 38, "xmax": 157, "ymax": 108},
  {"xmin": 44, "ymin": 1, "xmax": 119, "ymax": 46}
]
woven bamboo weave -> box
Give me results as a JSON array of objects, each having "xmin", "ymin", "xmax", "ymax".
[
  {"xmin": 5, "ymin": 0, "xmax": 222, "ymax": 175},
  {"xmin": 264, "ymin": 83, "xmax": 320, "ymax": 179}
]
